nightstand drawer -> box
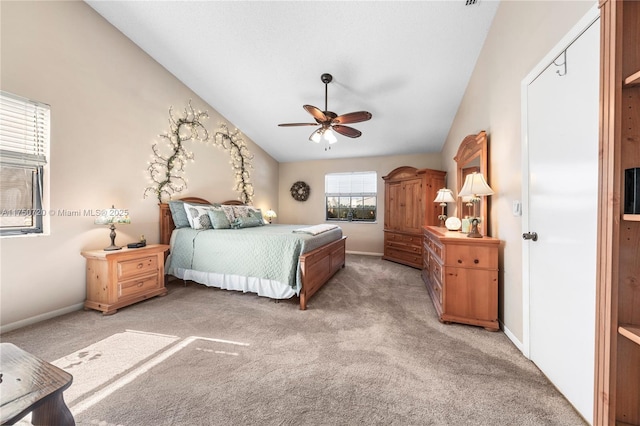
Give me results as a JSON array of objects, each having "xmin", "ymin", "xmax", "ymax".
[
  {"xmin": 118, "ymin": 256, "xmax": 158, "ymax": 280},
  {"xmin": 119, "ymin": 275, "xmax": 159, "ymax": 298}
]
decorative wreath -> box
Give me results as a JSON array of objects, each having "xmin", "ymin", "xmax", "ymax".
[{"xmin": 290, "ymin": 181, "xmax": 310, "ymax": 202}]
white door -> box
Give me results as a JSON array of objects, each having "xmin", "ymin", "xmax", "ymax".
[{"xmin": 523, "ymin": 11, "xmax": 599, "ymax": 423}]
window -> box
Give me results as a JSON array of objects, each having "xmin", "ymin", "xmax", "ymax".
[
  {"xmin": 325, "ymin": 172, "xmax": 377, "ymax": 222},
  {"xmin": 0, "ymin": 91, "xmax": 50, "ymax": 235}
]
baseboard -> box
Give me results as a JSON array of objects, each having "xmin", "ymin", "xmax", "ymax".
[
  {"xmin": 501, "ymin": 321, "xmax": 526, "ymax": 354},
  {"xmin": 346, "ymin": 251, "xmax": 384, "ymax": 256},
  {"xmin": 0, "ymin": 302, "xmax": 84, "ymax": 334}
]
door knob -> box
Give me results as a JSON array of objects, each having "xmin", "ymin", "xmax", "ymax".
[{"xmin": 522, "ymin": 232, "xmax": 538, "ymax": 241}]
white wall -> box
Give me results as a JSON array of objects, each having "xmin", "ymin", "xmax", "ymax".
[
  {"xmin": 440, "ymin": 0, "xmax": 596, "ymax": 343},
  {"xmin": 0, "ymin": 1, "xmax": 279, "ymax": 332}
]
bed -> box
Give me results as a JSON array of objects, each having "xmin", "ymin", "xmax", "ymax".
[{"xmin": 159, "ymin": 197, "xmax": 346, "ymax": 310}]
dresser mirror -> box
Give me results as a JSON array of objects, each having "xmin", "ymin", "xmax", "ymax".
[{"xmin": 454, "ymin": 131, "xmax": 489, "ymax": 236}]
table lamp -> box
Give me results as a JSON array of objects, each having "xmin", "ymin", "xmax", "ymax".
[
  {"xmin": 94, "ymin": 205, "xmax": 130, "ymax": 250},
  {"xmin": 264, "ymin": 209, "xmax": 277, "ymax": 224},
  {"xmin": 457, "ymin": 172, "xmax": 494, "ymax": 238},
  {"xmin": 433, "ymin": 188, "xmax": 455, "ymax": 227}
]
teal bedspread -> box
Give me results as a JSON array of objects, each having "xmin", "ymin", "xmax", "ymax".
[{"xmin": 166, "ymin": 224, "xmax": 343, "ymax": 293}]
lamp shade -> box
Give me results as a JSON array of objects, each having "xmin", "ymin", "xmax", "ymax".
[
  {"xmin": 434, "ymin": 188, "xmax": 455, "ymax": 203},
  {"xmin": 458, "ymin": 172, "xmax": 494, "ymax": 197},
  {"xmin": 94, "ymin": 206, "xmax": 131, "ymax": 225},
  {"xmin": 265, "ymin": 210, "xmax": 277, "ymax": 219},
  {"xmin": 309, "ymin": 127, "xmax": 337, "ymax": 144}
]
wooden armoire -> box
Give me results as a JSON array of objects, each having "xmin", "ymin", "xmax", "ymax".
[
  {"xmin": 595, "ymin": 0, "xmax": 640, "ymax": 424},
  {"xmin": 382, "ymin": 166, "xmax": 445, "ymax": 268}
]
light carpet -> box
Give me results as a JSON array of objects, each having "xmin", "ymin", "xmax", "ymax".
[{"xmin": 1, "ymin": 254, "xmax": 586, "ymax": 425}]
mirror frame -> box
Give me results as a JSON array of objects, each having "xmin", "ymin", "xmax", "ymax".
[{"xmin": 454, "ymin": 131, "xmax": 489, "ymax": 236}]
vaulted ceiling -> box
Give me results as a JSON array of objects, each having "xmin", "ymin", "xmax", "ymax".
[{"xmin": 86, "ymin": 1, "xmax": 499, "ymax": 163}]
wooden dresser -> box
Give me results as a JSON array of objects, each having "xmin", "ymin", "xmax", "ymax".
[
  {"xmin": 382, "ymin": 166, "xmax": 445, "ymax": 268},
  {"xmin": 81, "ymin": 244, "xmax": 170, "ymax": 315},
  {"xmin": 422, "ymin": 226, "xmax": 499, "ymax": 331}
]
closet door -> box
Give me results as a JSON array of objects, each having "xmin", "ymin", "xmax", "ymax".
[{"xmin": 523, "ymin": 13, "xmax": 600, "ymax": 423}]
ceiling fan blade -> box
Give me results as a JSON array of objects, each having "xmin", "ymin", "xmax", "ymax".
[
  {"xmin": 332, "ymin": 125, "xmax": 362, "ymax": 138},
  {"xmin": 278, "ymin": 123, "xmax": 318, "ymax": 127},
  {"xmin": 332, "ymin": 111, "xmax": 372, "ymax": 125},
  {"xmin": 303, "ymin": 105, "xmax": 328, "ymax": 123}
]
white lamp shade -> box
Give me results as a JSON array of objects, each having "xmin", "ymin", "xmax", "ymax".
[
  {"xmin": 458, "ymin": 172, "xmax": 494, "ymax": 198},
  {"xmin": 265, "ymin": 210, "xmax": 277, "ymax": 219},
  {"xmin": 309, "ymin": 127, "xmax": 337, "ymax": 144},
  {"xmin": 434, "ymin": 188, "xmax": 455, "ymax": 203},
  {"xmin": 309, "ymin": 129, "xmax": 322, "ymax": 143},
  {"xmin": 94, "ymin": 206, "xmax": 130, "ymax": 225},
  {"xmin": 324, "ymin": 128, "xmax": 337, "ymax": 144}
]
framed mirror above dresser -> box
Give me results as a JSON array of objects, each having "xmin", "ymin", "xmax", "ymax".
[{"xmin": 454, "ymin": 131, "xmax": 489, "ymax": 236}]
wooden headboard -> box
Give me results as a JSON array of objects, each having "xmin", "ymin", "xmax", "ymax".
[{"xmin": 159, "ymin": 198, "xmax": 244, "ymax": 245}]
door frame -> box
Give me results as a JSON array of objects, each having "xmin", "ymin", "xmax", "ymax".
[{"xmin": 520, "ymin": 4, "xmax": 600, "ymax": 359}]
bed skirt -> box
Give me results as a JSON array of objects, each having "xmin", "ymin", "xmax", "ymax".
[{"xmin": 171, "ymin": 267, "xmax": 297, "ymax": 299}]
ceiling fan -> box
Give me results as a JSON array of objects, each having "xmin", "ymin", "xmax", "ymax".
[{"xmin": 278, "ymin": 73, "xmax": 372, "ymax": 146}]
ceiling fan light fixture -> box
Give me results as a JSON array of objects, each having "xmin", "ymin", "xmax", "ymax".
[
  {"xmin": 309, "ymin": 128, "xmax": 323, "ymax": 143},
  {"xmin": 324, "ymin": 128, "xmax": 337, "ymax": 144}
]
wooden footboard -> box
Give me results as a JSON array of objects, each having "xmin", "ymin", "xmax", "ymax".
[{"xmin": 298, "ymin": 236, "xmax": 346, "ymax": 310}]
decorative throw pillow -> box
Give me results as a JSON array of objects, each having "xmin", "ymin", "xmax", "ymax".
[
  {"xmin": 168, "ymin": 201, "xmax": 191, "ymax": 228},
  {"xmin": 233, "ymin": 205, "xmax": 265, "ymax": 224},
  {"xmin": 207, "ymin": 209, "xmax": 232, "ymax": 229},
  {"xmin": 183, "ymin": 203, "xmax": 214, "ymax": 230},
  {"xmin": 220, "ymin": 204, "xmax": 236, "ymax": 223},
  {"xmin": 231, "ymin": 215, "xmax": 264, "ymax": 229},
  {"xmin": 249, "ymin": 208, "xmax": 265, "ymax": 224}
]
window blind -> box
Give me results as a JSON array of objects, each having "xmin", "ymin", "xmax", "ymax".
[
  {"xmin": 325, "ymin": 172, "xmax": 377, "ymax": 196},
  {"xmin": 0, "ymin": 91, "xmax": 49, "ymax": 167}
]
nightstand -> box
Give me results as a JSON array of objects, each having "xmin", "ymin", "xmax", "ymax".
[{"xmin": 81, "ymin": 244, "xmax": 170, "ymax": 315}]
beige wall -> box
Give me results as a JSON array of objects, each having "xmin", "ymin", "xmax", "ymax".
[
  {"xmin": 441, "ymin": 0, "xmax": 596, "ymax": 343},
  {"xmin": 0, "ymin": 1, "xmax": 279, "ymax": 331},
  {"xmin": 279, "ymin": 153, "xmax": 442, "ymax": 254}
]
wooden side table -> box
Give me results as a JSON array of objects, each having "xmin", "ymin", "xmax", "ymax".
[
  {"xmin": 0, "ymin": 343, "xmax": 74, "ymax": 425},
  {"xmin": 81, "ymin": 244, "xmax": 170, "ymax": 315}
]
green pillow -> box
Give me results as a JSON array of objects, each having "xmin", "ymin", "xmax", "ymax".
[
  {"xmin": 231, "ymin": 215, "xmax": 263, "ymax": 229},
  {"xmin": 168, "ymin": 201, "xmax": 190, "ymax": 228},
  {"xmin": 208, "ymin": 209, "xmax": 232, "ymax": 229}
]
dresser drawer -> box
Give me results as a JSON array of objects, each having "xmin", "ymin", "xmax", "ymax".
[
  {"xmin": 430, "ymin": 257, "xmax": 443, "ymax": 285},
  {"xmin": 386, "ymin": 232, "xmax": 422, "ymax": 246},
  {"xmin": 385, "ymin": 247, "xmax": 422, "ymax": 266},
  {"xmin": 119, "ymin": 275, "xmax": 159, "ymax": 299},
  {"xmin": 444, "ymin": 244, "xmax": 497, "ymax": 269},
  {"xmin": 424, "ymin": 235, "xmax": 443, "ymax": 261},
  {"xmin": 386, "ymin": 240, "xmax": 421, "ymax": 254},
  {"xmin": 431, "ymin": 277, "xmax": 443, "ymax": 306},
  {"xmin": 117, "ymin": 256, "xmax": 158, "ymax": 280}
]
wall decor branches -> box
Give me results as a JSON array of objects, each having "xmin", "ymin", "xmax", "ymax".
[
  {"xmin": 213, "ymin": 123, "xmax": 254, "ymax": 205},
  {"xmin": 144, "ymin": 101, "xmax": 211, "ymax": 202}
]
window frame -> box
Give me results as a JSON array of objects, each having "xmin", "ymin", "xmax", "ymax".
[
  {"xmin": 325, "ymin": 171, "xmax": 377, "ymax": 223},
  {"xmin": 0, "ymin": 91, "xmax": 50, "ymax": 236}
]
